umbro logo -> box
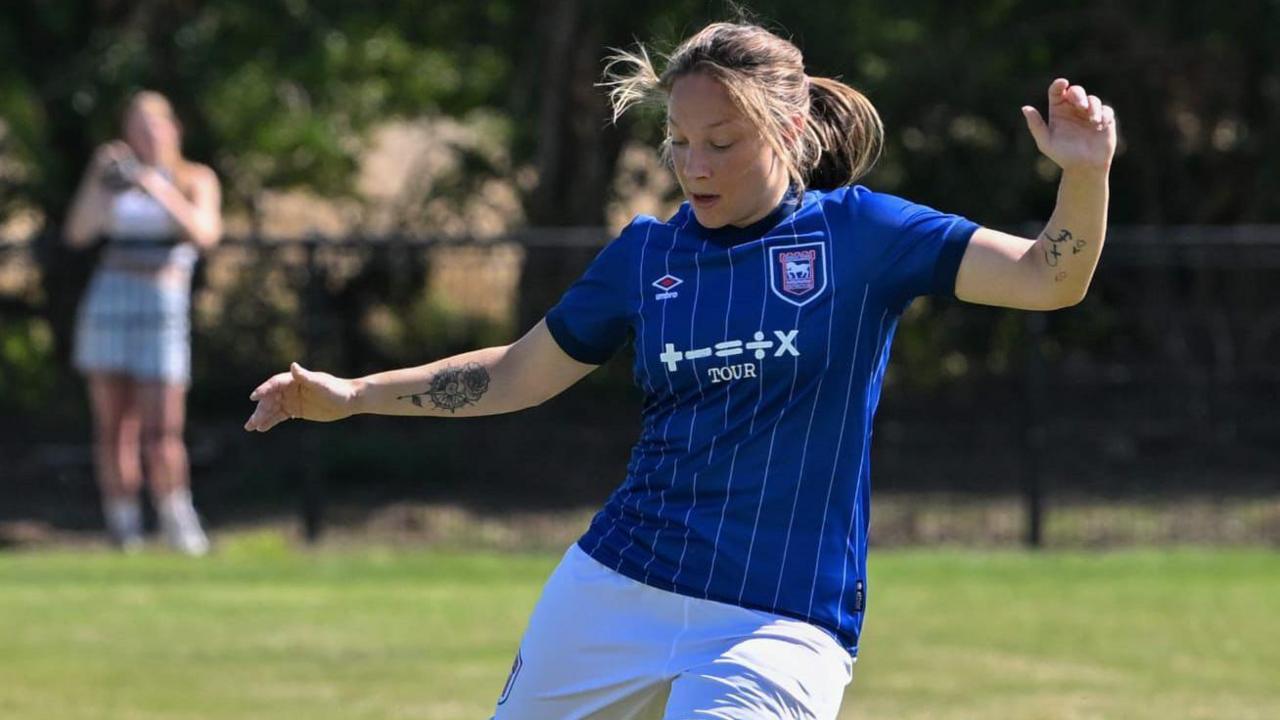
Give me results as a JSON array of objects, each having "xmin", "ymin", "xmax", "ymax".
[{"xmin": 652, "ymin": 274, "xmax": 682, "ymax": 300}]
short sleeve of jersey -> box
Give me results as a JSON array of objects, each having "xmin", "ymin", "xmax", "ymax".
[
  {"xmin": 543, "ymin": 222, "xmax": 638, "ymax": 365},
  {"xmin": 843, "ymin": 186, "xmax": 979, "ymax": 306}
]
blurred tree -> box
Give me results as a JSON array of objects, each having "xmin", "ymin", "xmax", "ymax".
[
  {"xmin": 0, "ymin": 0, "xmax": 523, "ymax": 363},
  {"xmin": 5, "ymin": 1, "xmax": 1280, "ymax": 231},
  {"xmin": 0, "ymin": 0, "xmax": 520, "ymax": 222},
  {"xmin": 3, "ymin": 0, "xmax": 1280, "ymax": 374}
]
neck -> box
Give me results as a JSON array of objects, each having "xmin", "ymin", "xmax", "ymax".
[
  {"xmin": 142, "ymin": 150, "xmax": 180, "ymax": 171},
  {"xmin": 695, "ymin": 182, "xmax": 800, "ymax": 246},
  {"xmin": 733, "ymin": 176, "xmax": 791, "ymax": 228}
]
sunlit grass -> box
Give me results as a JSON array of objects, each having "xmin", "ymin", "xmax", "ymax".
[{"xmin": 1, "ymin": 534, "xmax": 1276, "ymax": 719}]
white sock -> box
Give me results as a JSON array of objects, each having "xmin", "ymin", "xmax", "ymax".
[
  {"xmin": 157, "ymin": 488, "xmax": 209, "ymax": 555},
  {"xmin": 158, "ymin": 488, "xmax": 197, "ymax": 525},
  {"xmin": 104, "ymin": 496, "xmax": 142, "ymax": 539}
]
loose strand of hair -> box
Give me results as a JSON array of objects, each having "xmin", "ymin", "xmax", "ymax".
[{"xmin": 599, "ymin": 44, "xmax": 664, "ymax": 125}]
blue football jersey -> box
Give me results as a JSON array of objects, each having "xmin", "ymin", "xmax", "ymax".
[{"xmin": 544, "ymin": 185, "xmax": 978, "ymax": 655}]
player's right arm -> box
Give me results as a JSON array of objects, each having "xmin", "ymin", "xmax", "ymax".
[
  {"xmin": 65, "ymin": 142, "xmax": 129, "ymax": 248},
  {"xmin": 243, "ymin": 319, "xmax": 597, "ymax": 432}
]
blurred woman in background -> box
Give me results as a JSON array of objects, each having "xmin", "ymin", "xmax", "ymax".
[{"xmin": 65, "ymin": 91, "xmax": 222, "ymax": 554}]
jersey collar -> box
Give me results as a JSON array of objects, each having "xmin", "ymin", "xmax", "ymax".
[{"xmin": 693, "ymin": 187, "xmax": 803, "ymax": 247}]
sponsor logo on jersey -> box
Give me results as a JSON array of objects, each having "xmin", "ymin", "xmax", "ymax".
[
  {"xmin": 652, "ymin": 274, "xmax": 683, "ymax": 300},
  {"xmin": 659, "ymin": 330, "xmax": 799, "ymax": 383},
  {"xmin": 768, "ymin": 242, "xmax": 827, "ymax": 307}
]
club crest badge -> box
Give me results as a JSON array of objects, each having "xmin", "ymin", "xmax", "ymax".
[{"xmin": 768, "ymin": 242, "xmax": 827, "ymax": 306}]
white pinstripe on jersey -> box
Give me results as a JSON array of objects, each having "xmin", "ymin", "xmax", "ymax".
[
  {"xmin": 699, "ymin": 234, "xmax": 743, "ymax": 598},
  {"xmin": 658, "ymin": 235, "xmax": 710, "ymax": 586},
  {"xmin": 737, "ymin": 212, "xmax": 808, "ymax": 602},
  {"xmin": 801, "ymin": 284, "xmax": 870, "ymax": 617},
  {"xmin": 587, "ymin": 220, "xmax": 656, "ymax": 558},
  {"xmin": 771, "ymin": 201, "xmax": 843, "ymax": 607},
  {"xmin": 617, "ymin": 218, "xmax": 688, "ymax": 575},
  {"xmin": 834, "ymin": 309, "xmax": 891, "ymax": 631}
]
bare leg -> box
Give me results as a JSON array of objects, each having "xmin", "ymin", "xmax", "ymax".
[
  {"xmin": 87, "ymin": 372, "xmax": 143, "ymax": 547},
  {"xmin": 138, "ymin": 380, "xmax": 207, "ymax": 555},
  {"xmin": 137, "ymin": 380, "xmax": 189, "ymax": 498}
]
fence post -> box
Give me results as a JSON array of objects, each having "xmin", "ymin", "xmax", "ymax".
[
  {"xmin": 1022, "ymin": 310, "xmax": 1048, "ymax": 548},
  {"xmin": 299, "ymin": 238, "xmax": 326, "ymax": 544}
]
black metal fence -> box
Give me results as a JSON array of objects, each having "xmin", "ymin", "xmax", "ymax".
[{"xmin": 2, "ymin": 227, "xmax": 1277, "ymax": 547}]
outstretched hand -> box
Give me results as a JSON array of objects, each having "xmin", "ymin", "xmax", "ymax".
[
  {"xmin": 1022, "ymin": 78, "xmax": 1117, "ymax": 173},
  {"xmin": 244, "ymin": 362, "xmax": 358, "ymax": 432}
]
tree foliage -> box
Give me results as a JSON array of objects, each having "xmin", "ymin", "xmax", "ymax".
[
  {"xmin": 3, "ymin": 1, "xmax": 1280, "ymax": 226},
  {"xmin": 0, "ymin": 0, "xmax": 521, "ymax": 219}
]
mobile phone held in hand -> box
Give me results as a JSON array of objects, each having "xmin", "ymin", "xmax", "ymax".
[{"xmin": 100, "ymin": 157, "xmax": 140, "ymax": 191}]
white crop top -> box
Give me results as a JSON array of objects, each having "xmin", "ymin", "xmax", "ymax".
[
  {"xmin": 109, "ymin": 187, "xmax": 179, "ymax": 239},
  {"xmin": 103, "ymin": 182, "xmax": 198, "ymax": 270}
]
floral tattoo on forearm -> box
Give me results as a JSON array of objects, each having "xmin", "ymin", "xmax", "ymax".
[{"xmin": 397, "ymin": 362, "xmax": 491, "ymax": 413}]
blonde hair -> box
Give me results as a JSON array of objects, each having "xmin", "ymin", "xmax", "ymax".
[
  {"xmin": 122, "ymin": 90, "xmax": 202, "ymax": 196},
  {"xmin": 602, "ymin": 21, "xmax": 883, "ymax": 193}
]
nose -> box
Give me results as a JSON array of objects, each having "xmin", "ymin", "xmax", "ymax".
[{"xmin": 683, "ymin": 146, "xmax": 712, "ymax": 181}]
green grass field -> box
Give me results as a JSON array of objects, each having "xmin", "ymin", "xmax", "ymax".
[{"xmin": 2, "ymin": 534, "xmax": 1277, "ymax": 720}]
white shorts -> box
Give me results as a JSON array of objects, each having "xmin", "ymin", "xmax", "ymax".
[{"xmin": 491, "ymin": 544, "xmax": 854, "ymax": 720}]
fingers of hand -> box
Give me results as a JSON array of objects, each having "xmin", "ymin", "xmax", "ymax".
[
  {"xmin": 1066, "ymin": 85, "xmax": 1089, "ymax": 112},
  {"xmin": 1046, "ymin": 79, "xmax": 1116, "ymax": 133},
  {"xmin": 244, "ymin": 374, "xmax": 299, "ymax": 431},
  {"xmin": 249, "ymin": 371, "xmax": 291, "ymax": 401},
  {"xmin": 1021, "ymin": 106, "xmax": 1050, "ymax": 150},
  {"xmin": 253, "ymin": 409, "xmax": 288, "ymax": 432},
  {"xmin": 1048, "ymin": 77, "xmax": 1070, "ymax": 103},
  {"xmin": 244, "ymin": 401, "xmax": 283, "ymax": 432},
  {"xmin": 1049, "ymin": 79, "xmax": 1089, "ymax": 110},
  {"xmin": 97, "ymin": 141, "xmax": 130, "ymax": 165},
  {"xmin": 265, "ymin": 407, "xmax": 290, "ymax": 430},
  {"xmin": 244, "ymin": 405, "xmax": 263, "ymax": 431},
  {"xmin": 1074, "ymin": 94, "xmax": 1116, "ymax": 133},
  {"xmin": 1087, "ymin": 95, "xmax": 1103, "ymax": 125}
]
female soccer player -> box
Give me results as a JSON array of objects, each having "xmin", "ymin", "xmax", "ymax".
[
  {"xmin": 245, "ymin": 21, "xmax": 1115, "ymax": 719},
  {"xmin": 67, "ymin": 91, "xmax": 222, "ymax": 555}
]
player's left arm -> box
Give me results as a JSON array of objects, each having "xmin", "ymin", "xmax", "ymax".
[
  {"xmin": 134, "ymin": 163, "xmax": 223, "ymax": 250},
  {"xmin": 954, "ymin": 78, "xmax": 1117, "ymax": 311}
]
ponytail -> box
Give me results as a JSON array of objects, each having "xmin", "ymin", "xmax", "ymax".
[{"xmin": 805, "ymin": 76, "xmax": 883, "ymax": 191}]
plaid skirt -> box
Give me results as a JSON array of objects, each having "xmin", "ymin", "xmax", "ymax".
[{"xmin": 73, "ymin": 268, "xmax": 192, "ymax": 385}]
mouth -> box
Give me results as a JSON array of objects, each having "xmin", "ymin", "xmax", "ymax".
[{"xmin": 690, "ymin": 193, "xmax": 720, "ymax": 208}]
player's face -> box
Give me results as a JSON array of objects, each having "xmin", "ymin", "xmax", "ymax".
[
  {"xmin": 667, "ymin": 72, "xmax": 790, "ymax": 229},
  {"xmin": 124, "ymin": 101, "xmax": 180, "ymax": 166}
]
